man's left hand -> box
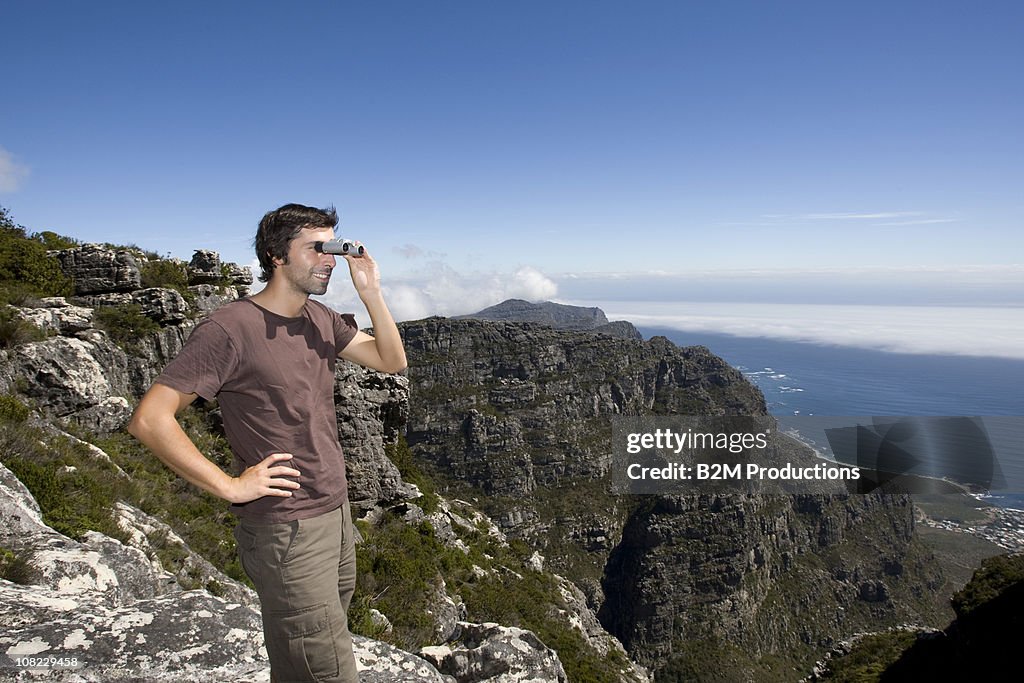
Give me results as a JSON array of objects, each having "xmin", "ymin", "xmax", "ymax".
[{"xmin": 343, "ymin": 242, "xmax": 382, "ymax": 300}]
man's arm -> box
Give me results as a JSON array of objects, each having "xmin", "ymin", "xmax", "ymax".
[
  {"xmin": 339, "ymin": 249, "xmax": 407, "ymax": 373},
  {"xmin": 127, "ymin": 383, "xmax": 300, "ymax": 503}
]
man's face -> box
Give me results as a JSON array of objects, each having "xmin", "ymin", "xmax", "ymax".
[{"xmin": 273, "ymin": 226, "xmax": 336, "ymax": 296}]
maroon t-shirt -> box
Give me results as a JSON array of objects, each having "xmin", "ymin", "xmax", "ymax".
[{"xmin": 156, "ymin": 298, "xmax": 358, "ymax": 522}]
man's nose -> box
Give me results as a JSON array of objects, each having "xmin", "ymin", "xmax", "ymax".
[{"xmin": 320, "ymin": 252, "xmax": 336, "ymax": 267}]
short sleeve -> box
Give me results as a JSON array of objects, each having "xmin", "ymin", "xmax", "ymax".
[
  {"xmin": 334, "ymin": 312, "xmax": 358, "ymax": 353},
  {"xmin": 155, "ymin": 318, "xmax": 240, "ymax": 400}
]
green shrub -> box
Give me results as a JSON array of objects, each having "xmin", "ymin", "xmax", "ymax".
[
  {"xmin": 0, "ymin": 424, "xmax": 125, "ymax": 542},
  {"xmin": 93, "ymin": 303, "xmax": 161, "ymax": 349},
  {"xmin": 90, "ymin": 404, "xmax": 248, "ymax": 585},
  {"xmin": 354, "ymin": 514, "xmax": 450, "ymax": 649},
  {"xmin": 952, "ymin": 553, "xmax": 1024, "ymax": 618},
  {"xmin": 36, "ymin": 231, "xmax": 80, "ymax": 251},
  {"xmin": 0, "ymin": 545, "xmax": 40, "ymax": 585},
  {"xmin": 0, "ymin": 306, "xmax": 48, "ymax": 349},
  {"xmin": 815, "ymin": 631, "xmax": 919, "ymax": 682},
  {"xmin": 350, "ymin": 499, "xmax": 626, "ymax": 682},
  {"xmin": 0, "ymin": 282, "xmax": 43, "ymax": 307},
  {"xmin": 0, "ymin": 207, "xmax": 73, "ymax": 297},
  {"xmin": 458, "ymin": 564, "xmax": 628, "ymax": 683},
  {"xmin": 385, "ymin": 438, "xmax": 439, "ymax": 513},
  {"xmin": 0, "ymin": 394, "xmax": 30, "ymax": 423},
  {"xmin": 140, "ymin": 259, "xmax": 191, "ymax": 297}
]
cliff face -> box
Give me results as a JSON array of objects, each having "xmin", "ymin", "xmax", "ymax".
[
  {"xmin": 397, "ymin": 317, "xmax": 947, "ymax": 678},
  {"xmin": 600, "ymin": 493, "xmax": 944, "ymax": 677},
  {"xmin": 400, "ymin": 317, "xmax": 764, "ymax": 585}
]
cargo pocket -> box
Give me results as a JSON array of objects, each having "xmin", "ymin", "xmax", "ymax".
[
  {"xmin": 232, "ymin": 523, "xmax": 261, "ymax": 585},
  {"xmin": 265, "ymin": 603, "xmax": 339, "ymax": 682}
]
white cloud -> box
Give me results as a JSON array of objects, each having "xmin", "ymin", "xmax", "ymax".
[
  {"xmin": 876, "ymin": 218, "xmax": 958, "ymax": 227},
  {"xmin": 0, "ymin": 146, "xmax": 30, "ymax": 192},
  {"xmin": 392, "ymin": 244, "xmax": 428, "ymax": 259},
  {"xmin": 758, "ymin": 211, "xmax": 960, "ymax": 225},
  {"xmin": 803, "ymin": 212, "xmax": 922, "ymax": 220},
  {"xmin": 315, "ymin": 262, "xmax": 558, "ymax": 325}
]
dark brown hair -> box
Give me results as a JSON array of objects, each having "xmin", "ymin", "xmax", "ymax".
[{"xmin": 254, "ymin": 203, "xmax": 338, "ymax": 283}]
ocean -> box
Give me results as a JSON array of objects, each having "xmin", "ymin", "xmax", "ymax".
[{"xmin": 639, "ymin": 327, "xmax": 1024, "ymax": 507}]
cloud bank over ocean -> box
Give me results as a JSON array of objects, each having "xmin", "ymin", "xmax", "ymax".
[
  {"xmin": 554, "ymin": 266, "xmax": 1024, "ymax": 307},
  {"xmin": 592, "ymin": 301, "xmax": 1024, "ymax": 361}
]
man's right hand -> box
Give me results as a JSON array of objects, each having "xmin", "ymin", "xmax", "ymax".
[{"xmin": 227, "ymin": 452, "xmax": 302, "ymax": 504}]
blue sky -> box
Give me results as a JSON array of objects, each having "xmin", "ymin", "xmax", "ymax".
[{"xmin": 2, "ymin": 1, "xmax": 1022, "ymax": 343}]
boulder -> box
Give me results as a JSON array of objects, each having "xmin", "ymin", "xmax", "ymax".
[
  {"xmin": 189, "ymin": 284, "xmax": 239, "ymax": 317},
  {"xmin": 355, "ymin": 636, "xmax": 455, "ymax": 682},
  {"xmin": 425, "ymin": 577, "xmax": 465, "ymax": 643},
  {"xmin": 54, "ymin": 244, "xmax": 142, "ymax": 295},
  {"xmin": 187, "ymin": 250, "xmax": 222, "ymax": 285},
  {"xmin": 12, "ymin": 297, "xmax": 93, "ymax": 335},
  {"xmin": 71, "ymin": 293, "xmax": 135, "ymax": 308},
  {"xmin": 419, "ymin": 621, "xmax": 568, "ymax": 683},
  {"xmin": 223, "ymin": 262, "xmax": 253, "ymax": 287},
  {"xmin": 0, "ymin": 582, "xmax": 268, "ymax": 681},
  {"xmin": 335, "ymin": 360, "xmax": 417, "ymax": 510},
  {"xmin": 0, "ymin": 462, "xmax": 173, "ymax": 608},
  {"xmin": 11, "ymin": 337, "xmax": 132, "ymax": 430},
  {"xmin": 131, "ymin": 288, "xmax": 188, "ymax": 325},
  {"xmin": 113, "ymin": 502, "xmax": 257, "ymax": 607},
  {"xmin": 65, "ymin": 396, "xmax": 133, "ymax": 433}
]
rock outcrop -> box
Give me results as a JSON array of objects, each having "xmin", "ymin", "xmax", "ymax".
[
  {"xmin": 53, "ymin": 244, "xmax": 142, "ymax": 295},
  {"xmin": 10, "ymin": 336, "xmax": 134, "ymax": 432},
  {"xmin": 12, "ymin": 297, "xmax": 93, "ymax": 336},
  {"xmin": 0, "ymin": 459, "xmax": 461, "ymax": 681},
  {"xmin": 335, "ymin": 360, "xmax": 417, "ymax": 511},
  {"xmin": 420, "ymin": 622, "xmax": 568, "ymax": 682},
  {"xmin": 2, "ymin": 242, "xmax": 252, "ymax": 431},
  {"xmin": 402, "ymin": 318, "xmax": 763, "ymax": 499}
]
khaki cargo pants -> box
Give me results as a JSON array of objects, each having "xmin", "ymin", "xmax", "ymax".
[{"xmin": 234, "ymin": 503, "xmax": 358, "ymax": 682}]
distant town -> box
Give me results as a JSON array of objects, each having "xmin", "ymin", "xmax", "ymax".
[{"xmin": 919, "ymin": 499, "xmax": 1024, "ymax": 552}]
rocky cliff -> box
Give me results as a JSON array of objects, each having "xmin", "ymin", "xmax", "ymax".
[
  {"xmin": 396, "ymin": 317, "xmax": 949, "ymax": 680},
  {"xmin": 400, "ymin": 318, "xmax": 763, "ymax": 587}
]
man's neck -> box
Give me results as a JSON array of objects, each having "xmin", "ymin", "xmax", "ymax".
[{"xmin": 249, "ymin": 280, "xmax": 309, "ymax": 318}]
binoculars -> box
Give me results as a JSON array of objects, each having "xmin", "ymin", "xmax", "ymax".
[{"xmin": 314, "ymin": 239, "xmax": 365, "ymax": 257}]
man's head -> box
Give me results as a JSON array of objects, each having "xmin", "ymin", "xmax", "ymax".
[{"xmin": 255, "ymin": 203, "xmax": 339, "ymax": 283}]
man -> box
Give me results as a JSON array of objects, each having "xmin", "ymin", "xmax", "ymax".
[{"xmin": 128, "ymin": 203, "xmax": 406, "ymax": 682}]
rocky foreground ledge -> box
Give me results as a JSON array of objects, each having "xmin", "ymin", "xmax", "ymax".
[{"xmin": 0, "ymin": 460, "xmax": 569, "ymax": 682}]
